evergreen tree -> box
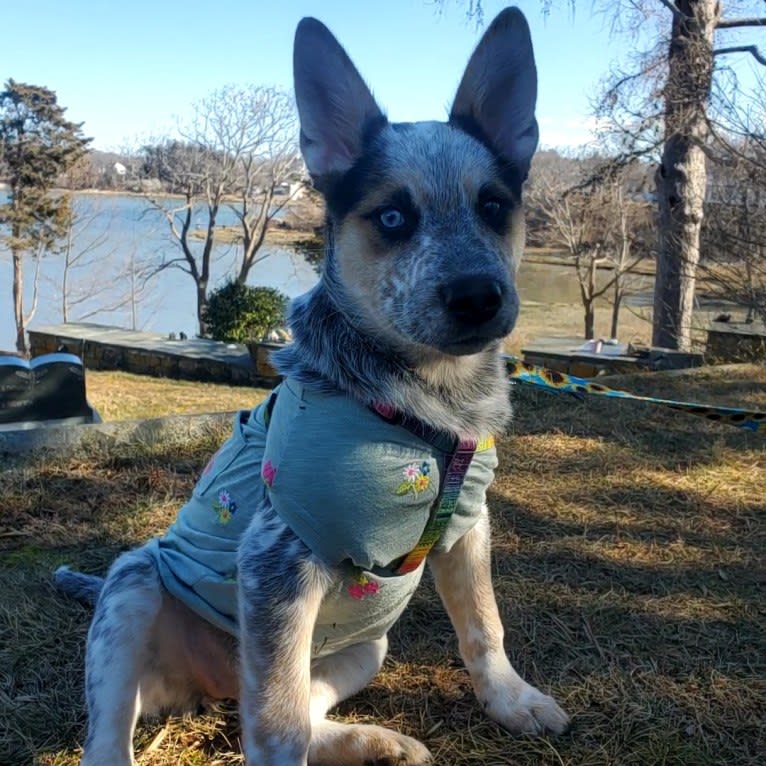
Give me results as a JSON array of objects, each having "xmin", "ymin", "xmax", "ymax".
[{"xmin": 0, "ymin": 80, "xmax": 91, "ymax": 353}]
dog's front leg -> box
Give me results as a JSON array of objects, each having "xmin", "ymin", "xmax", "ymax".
[
  {"xmin": 238, "ymin": 521, "xmax": 334, "ymax": 766},
  {"xmin": 428, "ymin": 510, "xmax": 569, "ymax": 736}
]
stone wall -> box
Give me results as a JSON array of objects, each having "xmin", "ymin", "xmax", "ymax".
[
  {"xmin": 28, "ymin": 326, "xmax": 281, "ymax": 387},
  {"xmin": 706, "ymin": 321, "xmax": 766, "ymax": 363}
]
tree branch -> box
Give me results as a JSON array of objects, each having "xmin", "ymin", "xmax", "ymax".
[
  {"xmin": 715, "ymin": 17, "xmax": 766, "ymax": 29},
  {"xmin": 657, "ymin": 0, "xmax": 683, "ymax": 20},
  {"xmin": 714, "ymin": 45, "xmax": 766, "ymax": 66}
]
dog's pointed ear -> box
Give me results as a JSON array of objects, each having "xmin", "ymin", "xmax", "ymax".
[
  {"xmin": 294, "ymin": 18, "xmax": 386, "ymax": 184},
  {"xmin": 450, "ymin": 7, "xmax": 538, "ymax": 182}
]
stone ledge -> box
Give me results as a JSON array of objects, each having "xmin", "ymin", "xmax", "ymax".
[
  {"xmin": 1, "ymin": 411, "xmax": 235, "ymax": 460},
  {"xmin": 707, "ymin": 321, "xmax": 766, "ymax": 363},
  {"xmin": 27, "ymin": 322, "xmax": 280, "ymax": 387}
]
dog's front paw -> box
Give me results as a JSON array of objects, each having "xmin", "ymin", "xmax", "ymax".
[
  {"xmin": 485, "ymin": 682, "xmax": 569, "ymax": 736},
  {"xmin": 310, "ymin": 722, "xmax": 432, "ymax": 766}
]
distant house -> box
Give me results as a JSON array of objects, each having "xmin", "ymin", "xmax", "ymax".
[
  {"xmin": 273, "ymin": 181, "xmax": 307, "ymax": 200},
  {"xmin": 113, "ymin": 162, "xmax": 127, "ymax": 176}
]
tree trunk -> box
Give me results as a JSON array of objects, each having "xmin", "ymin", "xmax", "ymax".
[
  {"xmin": 197, "ymin": 281, "xmax": 210, "ymax": 338},
  {"xmin": 579, "ymin": 253, "xmax": 599, "ymax": 339},
  {"xmin": 63, "ymin": 220, "xmax": 73, "ymax": 323},
  {"xmin": 653, "ymin": 0, "xmax": 718, "ymax": 350},
  {"xmin": 610, "ymin": 285, "xmax": 623, "ymax": 340},
  {"xmin": 12, "ymin": 246, "xmax": 26, "ymax": 354},
  {"xmin": 584, "ymin": 301, "xmax": 595, "ymax": 340}
]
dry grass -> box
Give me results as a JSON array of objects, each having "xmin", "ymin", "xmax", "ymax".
[
  {"xmin": 2, "ymin": 365, "xmax": 765, "ymax": 765},
  {"xmin": 85, "ymin": 371, "xmax": 267, "ymax": 421}
]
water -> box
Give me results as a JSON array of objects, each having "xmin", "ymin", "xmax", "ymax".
[
  {"xmin": 0, "ymin": 193, "xmax": 320, "ymax": 351},
  {"xmin": 0, "ymin": 192, "xmax": 644, "ymax": 351}
]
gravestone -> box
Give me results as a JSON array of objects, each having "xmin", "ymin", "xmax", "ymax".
[{"xmin": 0, "ymin": 353, "xmax": 98, "ymax": 430}]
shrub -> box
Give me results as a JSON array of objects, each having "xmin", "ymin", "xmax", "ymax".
[{"xmin": 203, "ymin": 281, "xmax": 288, "ymax": 343}]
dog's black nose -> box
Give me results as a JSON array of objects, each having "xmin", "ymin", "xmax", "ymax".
[{"xmin": 441, "ymin": 277, "xmax": 503, "ymax": 325}]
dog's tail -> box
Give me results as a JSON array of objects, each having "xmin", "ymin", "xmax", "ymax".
[{"xmin": 54, "ymin": 566, "xmax": 105, "ymax": 606}]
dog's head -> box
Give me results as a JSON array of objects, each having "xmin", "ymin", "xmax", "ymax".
[{"xmin": 293, "ymin": 8, "xmax": 538, "ymax": 358}]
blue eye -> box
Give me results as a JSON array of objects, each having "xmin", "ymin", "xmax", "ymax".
[{"xmin": 379, "ymin": 208, "xmax": 405, "ymax": 229}]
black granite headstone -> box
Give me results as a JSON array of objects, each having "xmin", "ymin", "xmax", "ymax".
[{"xmin": 0, "ymin": 353, "xmax": 94, "ymax": 425}]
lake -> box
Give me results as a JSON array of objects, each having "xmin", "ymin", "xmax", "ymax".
[
  {"xmin": 0, "ymin": 193, "xmax": 320, "ymax": 351},
  {"xmin": 0, "ymin": 192, "xmax": 637, "ymax": 352}
]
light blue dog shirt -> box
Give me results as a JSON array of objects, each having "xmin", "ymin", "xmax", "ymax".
[{"xmin": 152, "ymin": 378, "xmax": 497, "ymax": 657}]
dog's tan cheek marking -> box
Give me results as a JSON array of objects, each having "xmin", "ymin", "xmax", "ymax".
[
  {"xmin": 335, "ymin": 218, "xmax": 390, "ymax": 310},
  {"xmin": 507, "ymin": 205, "xmax": 526, "ymax": 272}
]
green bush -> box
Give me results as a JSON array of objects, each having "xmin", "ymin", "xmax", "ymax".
[{"xmin": 203, "ymin": 281, "xmax": 288, "ymax": 343}]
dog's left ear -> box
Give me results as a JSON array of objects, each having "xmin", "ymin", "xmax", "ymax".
[{"xmin": 450, "ymin": 7, "xmax": 538, "ymax": 182}]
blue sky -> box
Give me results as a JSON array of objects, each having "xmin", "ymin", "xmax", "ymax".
[
  {"xmin": 3, "ymin": 0, "xmax": 634, "ymax": 151},
  {"xmin": 4, "ymin": 1, "xmax": 762, "ymax": 152}
]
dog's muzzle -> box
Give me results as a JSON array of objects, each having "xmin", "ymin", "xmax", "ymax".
[
  {"xmin": 434, "ymin": 276, "xmax": 517, "ymax": 354},
  {"xmin": 440, "ymin": 277, "xmax": 504, "ymax": 326}
]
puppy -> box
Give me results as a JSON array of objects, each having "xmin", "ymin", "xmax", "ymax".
[{"xmin": 55, "ymin": 8, "xmax": 569, "ymax": 765}]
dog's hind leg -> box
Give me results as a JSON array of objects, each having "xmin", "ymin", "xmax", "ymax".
[
  {"xmin": 428, "ymin": 510, "xmax": 570, "ymax": 736},
  {"xmin": 80, "ymin": 547, "xmax": 163, "ymax": 766},
  {"xmin": 308, "ymin": 637, "xmax": 432, "ymax": 766}
]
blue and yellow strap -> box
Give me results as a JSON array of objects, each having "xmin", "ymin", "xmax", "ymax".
[{"xmin": 505, "ymin": 355, "xmax": 766, "ymax": 433}]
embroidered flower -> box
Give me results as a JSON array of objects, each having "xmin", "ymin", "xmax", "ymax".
[
  {"xmin": 262, "ymin": 460, "xmax": 277, "ymax": 487},
  {"xmin": 348, "ymin": 583, "xmax": 367, "ymax": 599},
  {"xmin": 395, "ymin": 460, "xmax": 432, "ymax": 496},
  {"xmin": 347, "ymin": 572, "xmax": 380, "ymax": 600},
  {"xmin": 212, "ymin": 487, "xmax": 237, "ymax": 524},
  {"xmin": 403, "ymin": 463, "xmax": 419, "ymax": 482}
]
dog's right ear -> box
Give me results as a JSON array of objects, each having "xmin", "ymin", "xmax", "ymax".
[{"xmin": 294, "ymin": 18, "xmax": 385, "ymax": 185}]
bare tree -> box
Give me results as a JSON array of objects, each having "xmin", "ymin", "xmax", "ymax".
[
  {"xmin": 591, "ymin": 0, "xmax": 766, "ymax": 349},
  {"xmin": 54, "ymin": 195, "xmax": 157, "ymax": 325},
  {"xmin": 529, "ymin": 151, "xmax": 650, "ymax": 338},
  {"xmin": 142, "ymin": 85, "xmax": 299, "ymax": 336},
  {"xmin": 700, "ymin": 74, "xmax": 766, "ymax": 321},
  {"xmin": 607, "ymin": 179, "xmax": 654, "ymax": 337},
  {"xmin": 222, "ymin": 88, "xmax": 303, "ymax": 285}
]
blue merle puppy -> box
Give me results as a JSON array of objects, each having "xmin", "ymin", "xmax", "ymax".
[{"xmin": 55, "ymin": 8, "xmax": 569, "ymax": 765}]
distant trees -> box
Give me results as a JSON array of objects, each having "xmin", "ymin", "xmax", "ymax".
[
  {"xmin": 529, "ymin": 151, "xmax": 652, "ymax": 339},
  {"xmin": 700, "ymin": 80, "xmax": 766, "ymax": 323},
  {"xmin": 0, "ymin": 80, "xmax": 91, "ymax": 353},
  {"xmin": 142, "ymin": 85, "xmax": 300, "ymax": 337}
]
